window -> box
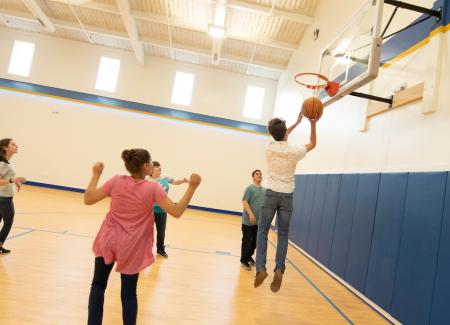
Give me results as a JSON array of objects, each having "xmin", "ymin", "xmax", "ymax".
[
  {"xmin": 8, "ymin": 41, "xmax": 35, "ymax": 77},
  {"xmin": 95, "ymin": 57, "xmax": 120, "ymax": 92},
  {"xmin": 243, "ymin": 86, "xmax": 265, "ymax": 119},
  {"xmin": 171, "ymin": 72, "xmax": 195, "ymax": 106}
]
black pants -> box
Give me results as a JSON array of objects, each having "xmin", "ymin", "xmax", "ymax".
[
  {"xmin": 0, "ymin": 197, "xmax": 14, "ymax": 244},
  {"xmin": 240, "ymin": 224, "xmax": 258, "ymax": 263},
  {"xmin": 88, "ymin": 257, "xmax": 139, "ymax": 325},
  {"xmin": 154, "ymin": 212, "xmax": 167, "ymax": 251}
]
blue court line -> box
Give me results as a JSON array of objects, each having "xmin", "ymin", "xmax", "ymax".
[
  {"xmin": 7, "ymin": 229, "xmax": 35, "ymax": 240},
  {"xmin": 216, "ymin": 250, "xmax": 232, "ymax": 256},
  {"xmin": 267, "ymin": 239, "xmax": 355, "ymax": 325},
  {"xmin": 12, "ymin": 226, "xmax": 95, "ymax": 239},
  {"xmin": 8, "ymin": 224, "xmax": 353, "ymax": 323},
  {"xmin": 164, "ymin": 245, "xmax": 238, "ymax": 257},
  {"xmin": 9, "ymin": 227, "xmax": 271, "ymax": 261}
]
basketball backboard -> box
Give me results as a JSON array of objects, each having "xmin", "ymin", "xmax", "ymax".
[{"xmin": 319, "ymin": 0, "xmax": 384, "ymax": 107}]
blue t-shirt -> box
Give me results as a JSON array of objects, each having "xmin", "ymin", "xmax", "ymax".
[{"xmin": 152, "ymin": 176, "xmax": 174, "ymax": 213}]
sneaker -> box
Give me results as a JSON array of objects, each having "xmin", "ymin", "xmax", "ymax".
[
  {"xmin": 248, "ymin": 257, "xmax": 256, "ymax": 266},
  {"xmin": 241, "ymin": 261, "xmax": 251, "ymax": 270},
  {"xmin": 270, "ymin": 269, "xmax": 284, "ymax": 292},
  {"xmin": 0, "ymin": 247, "xmax": 11, "ymax": 255},
  {"xmin": 157, "ymin": 249, "xmax": 168, "ymax": 258},
  {"xmin": 254, "ymin": 271, "xmax": 268, "ymax": 288}
]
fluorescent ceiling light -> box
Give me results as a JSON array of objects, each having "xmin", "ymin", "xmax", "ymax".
[
  {"xmin": 213, "ymin": 4, "xmax": 226, "ymax": 26},
  {"xmin": 208, "ymin": 24, "xmax": 226, "ymax": 38}
]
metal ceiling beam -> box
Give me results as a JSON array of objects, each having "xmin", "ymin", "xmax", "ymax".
[
  {"xmin": 0, "ymin": 9, "xmax": 285, "ymax": 72},
  {"xmin": 116, "ymin": 0, "xmax": 145, "ymax": 65},
  {"xmin": 47, "ymin": 1, "xmax": 297, "ymax": 51},
  {"xmin": 226, "ymin": 0, "xmax": 314, "ymax": 25},
  {"xmin": 21, "ymin": 0, "xmax": 56, "ymax": 32}
]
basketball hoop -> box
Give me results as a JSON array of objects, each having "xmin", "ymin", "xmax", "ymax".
[{"xmin": 294, "ymin": 72, "xmax": 340, "ymax": 97}]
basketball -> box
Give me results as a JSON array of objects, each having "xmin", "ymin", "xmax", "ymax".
[{"xmin": 301, "ymin": 97, "xmax": 323, "ymax": 120}]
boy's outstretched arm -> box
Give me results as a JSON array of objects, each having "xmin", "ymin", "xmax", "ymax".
[
  {"xmin": 305, "ymin": 119, "xmax": 317, "ymax": 152},
  {"xmin": 286, "ymin": 111, "xmax": 304, "ymax": 135}
]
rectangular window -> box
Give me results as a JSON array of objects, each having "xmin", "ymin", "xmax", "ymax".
[
  {"xmin": 8, "ymin": 41, "xmax": 35, "ymax": 77},
  {"xmin": 243, "ymin": 86, "xmax": 265, "ymax": 119},
  {"xmin": 95, "ymin": 57, "xmax": 120, "ymax": 92},
  {"xmin": 171, "ymin": 72, "xmax": 195, "ymax": 106}
]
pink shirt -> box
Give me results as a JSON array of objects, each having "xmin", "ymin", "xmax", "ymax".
[{"xmin": 92, "ymin": 175, "xmax": 167, "ymax": 274}]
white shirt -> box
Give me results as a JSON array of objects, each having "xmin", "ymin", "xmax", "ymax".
[
  {"xmin": 0, "ymin": 161, "xmax": 16, "ymax": 197},
  {"xmin": 265, "ymin": 141, "xmax": 307, "ymax": 193}
]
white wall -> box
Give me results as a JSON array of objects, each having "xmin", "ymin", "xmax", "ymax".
[
  {"xmin": 0, "ymin": 28, "xmax": 275, "ymax": 212},
  {"xmin": 0, "ymin": 88, "xmax": 268, "ymax": 211},
  {"xmin": 0, "ymin": 28, "xmax": 277, "ymax": 124},
  {"xmin": 275, "ymin": 0, "xmax": 450, "ymax": 174}
]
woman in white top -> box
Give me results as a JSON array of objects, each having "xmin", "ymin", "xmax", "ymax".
[{"xmin": 0, "ymin": 138, "xmax": 26, "ymax": 254}]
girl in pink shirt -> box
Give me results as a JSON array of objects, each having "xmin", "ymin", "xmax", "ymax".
[{"xmin": 84, "ymin": 149, "xmax": 201, "ymax": 325}]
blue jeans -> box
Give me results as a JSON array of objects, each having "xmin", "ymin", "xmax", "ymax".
[{"xmin": 256, "ymin": 189, "xmax": 293, "ymax": 273}]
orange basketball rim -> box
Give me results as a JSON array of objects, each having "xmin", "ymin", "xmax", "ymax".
[{"xmin": 294, "ymin": 72, "xmax": 340, "ymax": 97}]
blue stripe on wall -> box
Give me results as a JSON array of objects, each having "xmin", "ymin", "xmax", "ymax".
[
  {"xmin": 380, "ymin": 0, "xmax": 446, "ymax": 64},
  {"xmin": 319, "ymin": 0, "xmax": 449, "ymax": 100},
  {"xmin": 0, "ymin": 78, "xmax": 268, "ymax": 135},
  {"xmin": 292, "ymin": 171, "xmax": 450, "ymax": 325}
]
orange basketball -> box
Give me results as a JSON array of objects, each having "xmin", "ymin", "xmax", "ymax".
[{"xmin": 301, "ymin": 96, "xmax": 323, "ymax": 120}]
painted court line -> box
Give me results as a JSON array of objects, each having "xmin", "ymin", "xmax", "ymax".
[
  {"xmin": 7, "ymin": 230, "xmax": 35, "ymax": 240},
  {"xmin": 8, "ymin": 225, "xmax": 351, "ymax": 323},
  {"xmin": 268, "ymin": 239, "xmax": 355, "ymax": 325}
]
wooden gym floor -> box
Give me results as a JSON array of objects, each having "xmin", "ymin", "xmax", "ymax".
[{"xmin": 0, "ymin": 185, "xmax": 389, "ymax": 324}]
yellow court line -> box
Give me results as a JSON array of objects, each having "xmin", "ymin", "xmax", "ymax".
[
  {"xmin": 0, "ymin": 85, "xmax": 269, "ymax": 136},
  {"xmin": 382, "ymin": 23, "xmax": 450, "ymax": 69}
]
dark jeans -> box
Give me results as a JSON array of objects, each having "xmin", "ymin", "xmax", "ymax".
[
  {"xmin": 240, "ymin": 224, "xmax": 257, "ymax": 263},
  {"xmin": 154, "ymin": 211, "xmax": 167, "ymax": 251},
  {"xmin": 256, "ymin": 189, "xmax": 293, "ymax": 273},
  {"xmin": 0, "ymin": 197, "xmax": 14, "ymax": 244},
  {"xmin": 88, "ymin": 257, "xmax": 139, "ymax": 325}
]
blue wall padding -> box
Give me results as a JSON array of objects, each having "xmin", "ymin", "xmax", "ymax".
[
  {"xmin": 329, "ymin": 174, "xmax": 359, "ymax": 278},
  {"xmin": 391, "ymin": 172, "xmax": 447, "ymax": 325},
  {"xmin": 430, "ymin": 172, "xmax": 450, "ymax": 325},
  {"xmin": 290, "ymin": 175, "xmax": 308, "ymax": 245},
  {"xmin": 364, "ymin": 173, "xmax": 408, "ymax": 311},
  {"xmin": 291, "ymin": 171, "xmax": 450, "ymax": 325},
  {"xmin": 306, "ymin": 175, "xmax": 329, "ymax": 257},
  {"xmin": 316, "ymin": 174, "xmax": 342, "ymax": 267},
  {"xmin": 344, "ymin": 173, "xmax": 380, "ymax": 292},
  {"xmin": 298, "ymin": 175, "xmax": 317, "ymax": 248}
]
